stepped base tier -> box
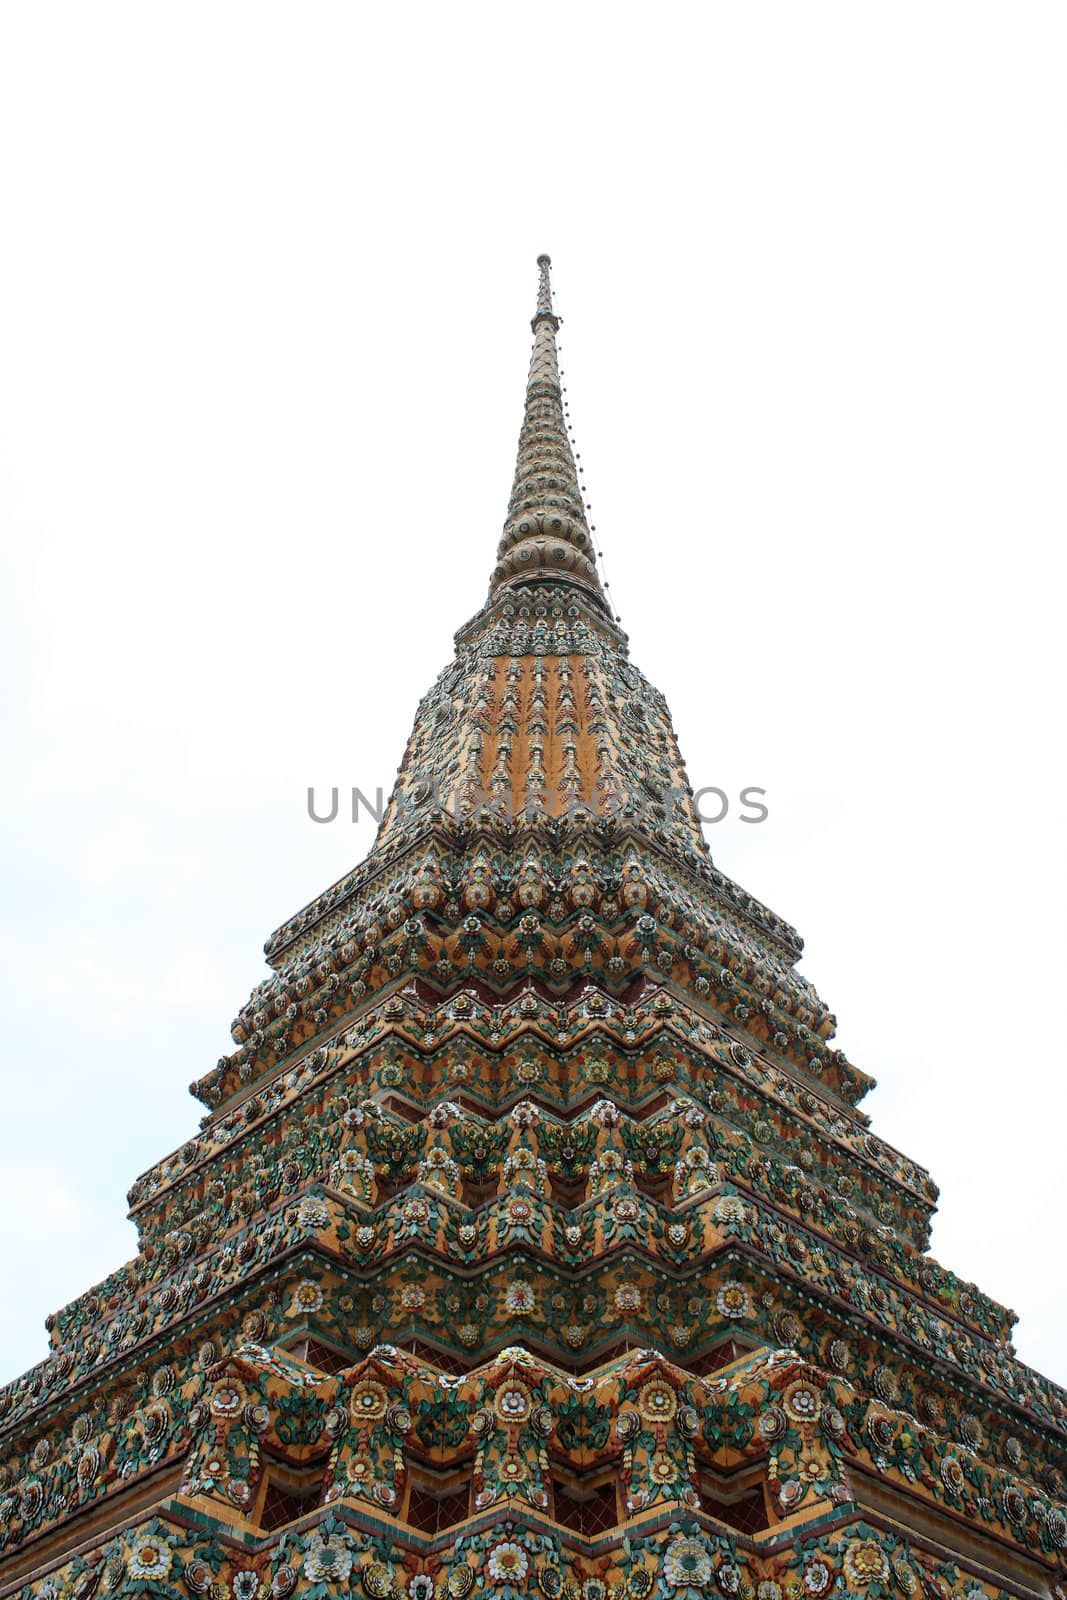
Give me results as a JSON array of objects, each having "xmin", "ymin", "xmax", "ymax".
[{"xmin": 2, "ymin": 258, "xmax": 1064, "ymax": 1600}]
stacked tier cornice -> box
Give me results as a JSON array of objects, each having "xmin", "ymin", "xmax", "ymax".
[
  {"xmin": 11, "ymin": 1002, "xmax": 1059, "ymax": 1472},
  {"xmin": 3, "ymin": 1341, "xmax": 1065, "ymax": 1600}
]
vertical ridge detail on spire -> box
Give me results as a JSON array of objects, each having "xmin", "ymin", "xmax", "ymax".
[{"xmin": 490, "ymin": 255, "xmax": 607, "ymax": 607}]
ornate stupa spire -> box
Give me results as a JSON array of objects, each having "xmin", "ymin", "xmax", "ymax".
[
  {"xmin": 3, "ymin": 258, "xmax": 1066, "ymax": 1600},
  {"xmin": 490, "ymin": 254, "xmax": 606, "ymax": 605}
]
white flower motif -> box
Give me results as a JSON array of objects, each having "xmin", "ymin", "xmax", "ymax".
[
  {"xmin": 290, "ymin": 1279, "xmax": 324, "ymax": 1314},
  {"xmin": 487, "ymin": 1542, "xmax": 529, "ymax": 1583},
  {"xmin": 801, "ymin": 1562, "xmax": 830, "ymax": 1596},
  {"xmin": 715, "ymin": 1279, "xmax": 751, "ymax": 1318},
  {"xmin": 302, "ymin": 1533, "xmax": 353, "ymax": 1584},
  {"xmin": 505, "ymin": 1281, "xmax": 536, "ymax": 1314},
  {"xmin": 127, "ymin": 1535, "xmax": 173, "ymax": 1581},
  {"xmin": 716, "ymin": 1563, "xmax": 742, "ymax": 1596},
  {"xmin": 663, "ymin": 1536, "xmax": 713, "ymax": 1588},
  {"xmin": 614, "ymin": 1282, "xmax": 641, "ymax": 1312}
]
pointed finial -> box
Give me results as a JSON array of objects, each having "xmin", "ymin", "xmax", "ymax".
[
  {"xmin": 533, "ymin": 254, "xmax": 558, "ymax": 331},
  {"xmin": 490, "ymin": 256, "xmax": 608, "ymax": 611}
]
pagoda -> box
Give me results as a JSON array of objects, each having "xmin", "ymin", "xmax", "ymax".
[{"xmin": 1, "ymin": 257, "xmax": 1065, "ymax": 1600}]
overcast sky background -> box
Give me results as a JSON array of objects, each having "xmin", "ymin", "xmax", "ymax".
[{"xmin": 1, "ymin": 3, "xmax": 1064, "ymax": 1388}]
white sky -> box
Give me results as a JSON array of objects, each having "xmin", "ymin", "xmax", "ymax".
[{"xmin": 1, "ymin": 3, "xmax": 1064, "ymax": 1390}]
